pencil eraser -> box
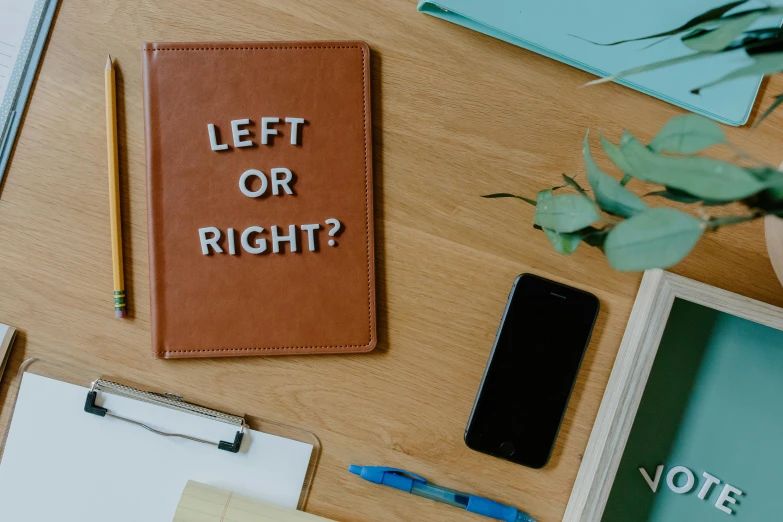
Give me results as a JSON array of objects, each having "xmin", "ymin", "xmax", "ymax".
[{"xmin": 116, "ymin": 310, "xmax": 126, "ymax": 319}]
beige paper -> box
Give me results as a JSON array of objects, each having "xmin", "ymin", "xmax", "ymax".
[{"xmin": 173, "ymin": 481, "xmax": 335, "ymax": 522}]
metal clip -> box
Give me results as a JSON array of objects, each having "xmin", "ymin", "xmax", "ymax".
[{"xmin": 84, "ymin": 378, "xmax": 246, "ymax": 453}]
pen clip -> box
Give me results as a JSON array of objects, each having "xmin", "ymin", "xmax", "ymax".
[{"xmin": 377, "ymin": 467, "xmax": 428, "ymax": 484}]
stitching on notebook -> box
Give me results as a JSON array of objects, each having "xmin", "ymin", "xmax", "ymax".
[
  {"xmin": 144, "ymin": 46, "xmax": 359, "ymax": 51},
  {"xmin": 163, "ymin": 345, "xmax": 369, "ymax": 354},
  {"xmin": 151, "ymin": 45, "xmax": 375, "ymax": 355},
  {"xmin": 220, "ymin": 492, "xmax": 232, "ymax": 522},
  {"xmin": 361, "ymin": 44, "xmax": 373, "ymax": 349}
]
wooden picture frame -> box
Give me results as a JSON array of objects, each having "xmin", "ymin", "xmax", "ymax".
[{"xmin": 563, "ymin": 269, "xmax": 783, "ymax": 522}]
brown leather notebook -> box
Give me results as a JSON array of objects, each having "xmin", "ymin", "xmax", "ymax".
[{"xmin": 142, "ymin": 42, "xmax": 375, "ymax": 358}]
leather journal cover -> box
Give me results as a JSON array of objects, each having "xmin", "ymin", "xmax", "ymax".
[{"xmin": 142, "ymin": 41, "xmax": 376, "ymax": 358}]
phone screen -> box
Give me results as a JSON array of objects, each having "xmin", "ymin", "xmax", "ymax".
[{"xmin": 465, "ymin": 274, "xmax": 599, "ymax": 468}]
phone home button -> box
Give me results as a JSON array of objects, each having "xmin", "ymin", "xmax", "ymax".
[{"xmin": 499, "ymin": 441, "xmax": 515, "ymax": 458}]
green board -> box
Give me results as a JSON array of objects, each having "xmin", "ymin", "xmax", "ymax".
[{"xmin": 603, "ymin": 298, "xmax": 783, "ymax": 521}]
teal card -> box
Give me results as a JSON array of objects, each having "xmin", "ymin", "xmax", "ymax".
[
  {"xmin": 418, "ymin": 1, "xmax": 783, "ymax": 126},
  {"xmin": 603, "ymin": 298, "xmax": 783, "ymax": 520}
]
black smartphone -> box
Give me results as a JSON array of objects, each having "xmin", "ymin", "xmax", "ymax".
[{"xmin": 465, "ymin": 273, "xmax": 599, "ymax": 469}]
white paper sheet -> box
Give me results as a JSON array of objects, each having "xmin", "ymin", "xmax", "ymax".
[
  {"xmin": 0, "ymin": 0, "xmax": 36, "ymax": 102},
  {"xmin": 0, "ymin": 373, "xmax": 313, "ymax": 521}
]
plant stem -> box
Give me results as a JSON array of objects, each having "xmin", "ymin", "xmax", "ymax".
[{"xmin": 705, "ymin": 211, "xmax": 766, "ymax": 230}]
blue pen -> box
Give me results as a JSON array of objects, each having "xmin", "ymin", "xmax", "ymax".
[{"xmin": 348, "ymin": 465, "xmax": 536, "ymax": 522}]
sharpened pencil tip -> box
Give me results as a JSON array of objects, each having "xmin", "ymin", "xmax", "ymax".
[{"xmin": 106, "ymin": 55, "xmax": 113, "ymax": 70}]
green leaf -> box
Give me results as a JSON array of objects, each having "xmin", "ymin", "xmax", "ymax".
[
  {"xmin": 585, "ymin": 51, "xmax": 716, "ymax": 86},
  {"xmin": 758, "ymin": 167, "xmax": 783, "ymax": 180},
  {"xmin": 757, "ymin": 168, "xmax": 783, "ymax": 200},
  {"xmin": 702, "ymin": 199, "xmax": 733, "ymax": 207},
  {"xmin": 544, "ymin": 228, "xmax": 582, "ymax": 254},
  {"xmin": 681, "ymin": 27, "xmax": 712, "ymax": 42},
  {"xmin": 646, "ymin": 187, "xmax": 732, "ymax": 206},
  {"xmin": 742, "ymin": 27, "xmax": 783, "ymax": 39},
  {"xmin": 753, "ymin": 92, "xmax": 783, "ymax": 128},
  {"xmin": 682, "ymin": 12, "xmax": 761, "ymax": 51},
  {"xmin": 604, "ymin": 208, "xmax": 705, "ymax": 271},
  {"xmin": 543, "ymin": 225, "xmax": 608, "ymax": 254},
  {"xmin": 538, "ymin": 188, "xmax": 554, "ymax": 200},
  {"xmin": 726, "ymin": 29, "xmax": 783, "ymax": 56},
  {"xmin": 649, "ymin": 114, "xmax": 726, "ymax": 154},
  {"xmin": 646, "ymin": 188, "xmax": 702, "ymax": 204},
  {"xmin": 600, "ymin": 134, "xmax": 633, "ymax": 173},
  {"xmin": 582, "ymin": 227, "xmax": 610, "ymax": 249},
  {"xmin": 576, "ymin": 0, "xmax": 750, "ymax": 46},
  {"xmin": 600, "ymin": 134, "xmax": 636, "ymax": 186},
  {"xmin": 768, "ymin": 186, "xmax": 783, "ymax": 201},
  {"xmin": 586, "ymin": 18, "xmax": 783, "ymax": 88},
  {"xmin": 692, "ymin": 52, "xmax": 783, "ymax": 94},
  {"xmin": 583, "ymin": 131, "xmax": 648, "ymax": 218},
  {"xmin": 532, "ymin": 189, "xmax": 554, "ymax": 227},
  {"xmin": 482, "ymin": 193, "xmax": 537, "ymax": 206},
  {"xmin": 740, "ymin": 170, "xmax": 783, "ymax": 210},
  {"xmin": 620, "ymin": 132, "xmax": 766, "ymax": 201},
  {"xmin": 534, "ymin": 193, "xmax": 600, "ymax": 233},
  {"xmin": 562, "ymin": 174, "xmax": 589, "ymax": 197},
  {"xmin": 748, "ymin": 167, "xmax": 781, "ymax": 182}
]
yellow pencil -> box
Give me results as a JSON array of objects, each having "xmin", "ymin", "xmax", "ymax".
[{"xmin": 105, "ymin": 55, "xmax": 126, "ymax": 318}]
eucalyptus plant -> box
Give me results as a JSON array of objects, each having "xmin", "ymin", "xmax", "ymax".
[
  {"xmin": 584, "ymin": 0, "xmax": 783, "ymax": 125},
  {"xmin": 484, "ymin": 114, "xmax": 783, "ymax": 271}
]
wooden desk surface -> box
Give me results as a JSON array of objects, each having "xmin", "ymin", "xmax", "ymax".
[{"xmin": 2, "ymin": 1, "xmax": 783, "ymax": 520}]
